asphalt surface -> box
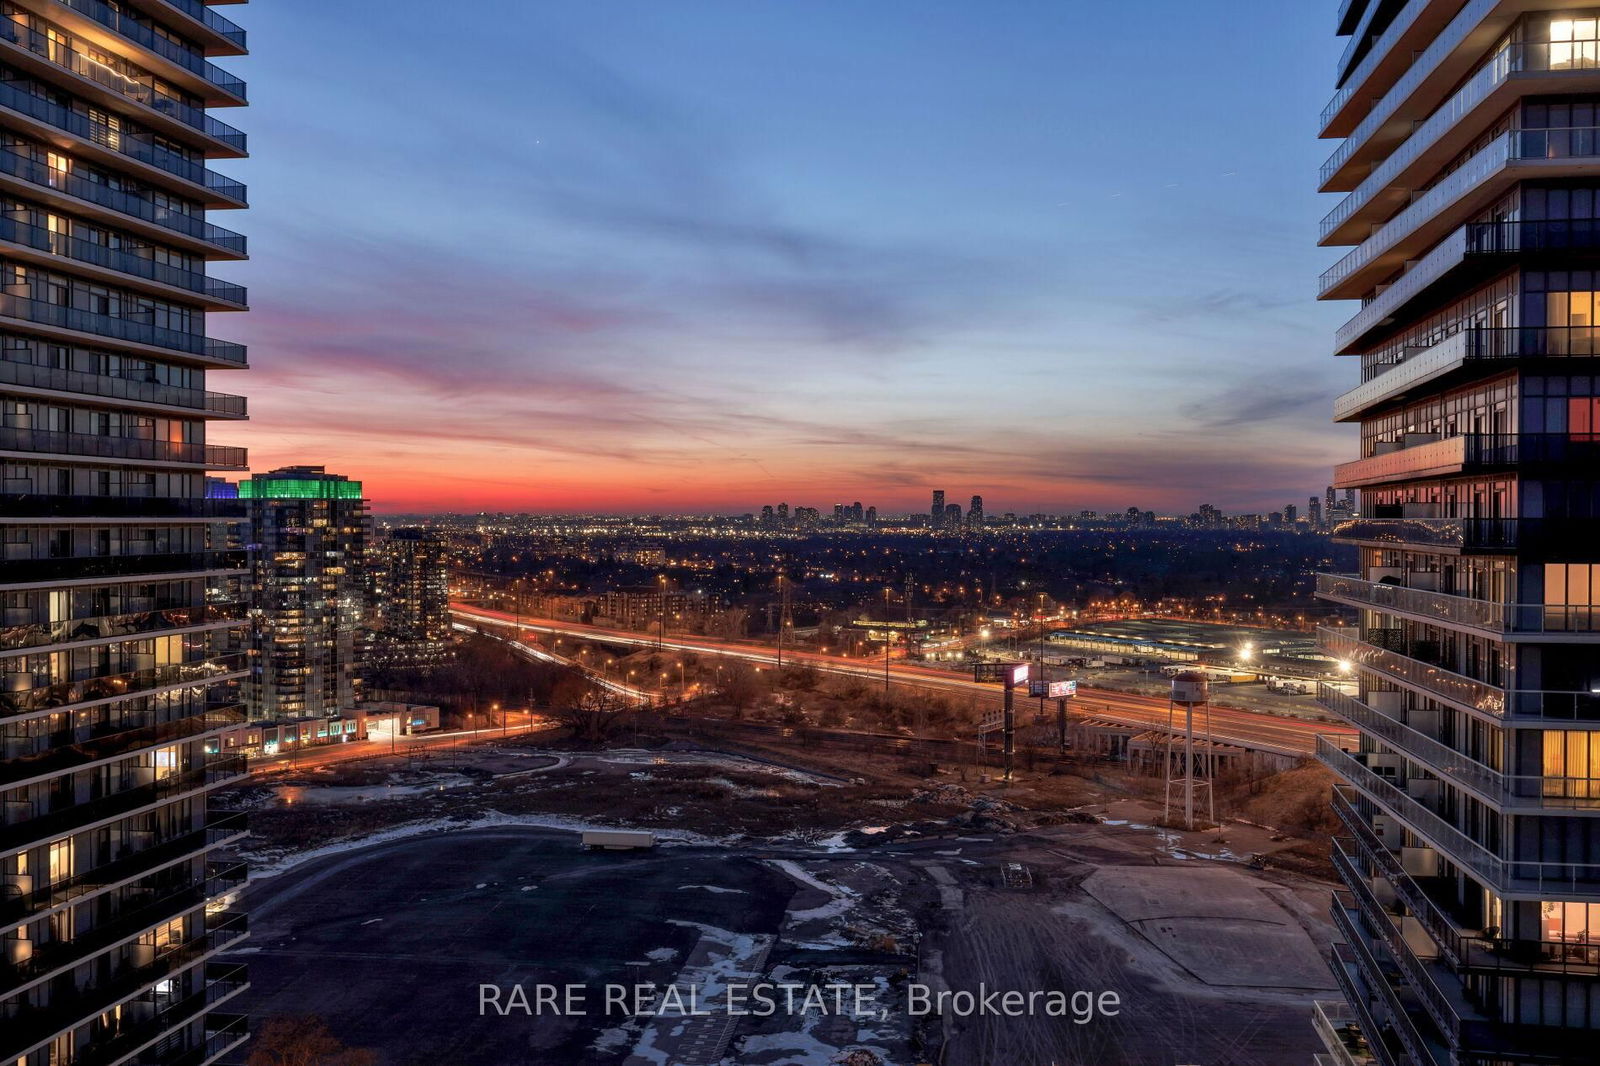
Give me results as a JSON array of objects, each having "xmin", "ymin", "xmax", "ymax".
[{"xmin": 232, "ymin": 829, "xmax": 797, "ymax": 1066}]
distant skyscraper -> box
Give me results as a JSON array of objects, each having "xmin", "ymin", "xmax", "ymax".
[
  {"xmin": 776, "ymin": 502, "xmax": 789, "ymax": 522},
  {"xmin": 931, "ymin": 490, "xmax": 945, "ymax": 525},
  {"xmin": 367, "ymin": 527, "xmax": 452, "ymax": 670},
  {"xmin": 943, "ymin": 502, "xmax": 962, "ymax": 529},
  {"xmin": 242, "ymin": 467, "xmax": 368, "ymax": 719},
  {"xmin": 1284, "ymin": 503, "xmax": 1298, "ymax": 524},
  {"xmin": 969, "ymin": 494, "xmax": 984, "ymax": 528},
  {"xmin": 865, "ymin": 505, "xmax": 877, "ymax": 524},
  {"xmin": 0, "ymin": 3, "xmax": 253, "ymax": 1060},
  {"xmin": 1315, "ymin": 5, "xmax": 1600, "ymax": 1063},
  {"xmin": 1309, "ymin": 496, "xmax": 1323, "ymax": 530}
]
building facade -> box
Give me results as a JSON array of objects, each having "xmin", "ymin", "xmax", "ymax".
[
  {"xmin": 242, "ymin": 467, "xmax": 367, "ymax": 720},
  {"xmin": 364, "ymin": 526, "xmax": 451, "ymax": 671},
  {"xmin": 1316, "ymin": 3, "xmax": 1600, "ymax": 1063},
  {"xmin": 0, "ymin": 2, "xmax": 251, "ymax": 1063}
]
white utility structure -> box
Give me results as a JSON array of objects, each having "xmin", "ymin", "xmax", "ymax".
[{"xmin": 1163, "ymin": 671, "xmax": 1216, "ymax": 830}]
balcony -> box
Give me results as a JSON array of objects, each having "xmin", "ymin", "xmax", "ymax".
[
  {"xmin": 1312, "ymin": 999, "xmax": 1376, "ymax": 1066},
  {"xmin": 0, "ymin": 916, "xmax": 245, "ymax": 1065},
  {"xmin": 0, "ymin": 755, "xmax": 245, "ymax": 870},
  {"xmin": 142, "ymin": 0, "xmax": 247, "ymax": 54},
  {"xmin": 0, "ymin": 710, "xmax": 243, "ymax": 792},
  {"xmin": 0, "ymin": 600, "xmax": 244, "ymax": 656},
  {"xmin": 0, "ymin": 290, "xmax": 245, "ymax": 365},
  {"xmin": 1322, "ymin": 0, "xmax": 1508, "ymax": 185},
  {"xmin": 1321, "ymin": 737, "xmax": 1600, "ymax": 898},
  {"xmin": 0, "ymin": 493, "xmax": 245, "ymax": 520},
  {"xmin": 0, "ymin": 360, "xmax": 246, "ymax": 418},
  {"xmin": 0, "ymin": 78, "xmax": 245, "ymax": 205},
  {"xmin": 1319, "ymin": 626, "xmax": 1504, "ymax": 717},
  {"xmin": 1332, "ymin": 515, "xmax": 1600, "ymax": 555},
  {"xmin": 0, "ymin": 146, "xmax": 246, "ymax": 256},
  {"xmin": 0, "ymin": 426, "xmax": 245, "ymax": 468},
  {"xmin": 70, "ymin": 962, "xmax": 247, "ymax": 1066},
  {"xmin": 1341, "ymin": 790, "xmax": 1600, "ymax": 980},
  {"xmin": 50, "ymin": 0, "xmax": 247, "ymax": 103},
  {"xmin": 0, "ymin": 652, "xmax": 247, "ymax": 715},
  {"xmin": 0, "ymin": 214, "xmax": 245, "ymax": 308},
  {"xmin": 142, "ymin": 1010, "xmax": 249, "ymax": 1066},
  {"xmin": 1319, "ymin": 686, "xmax": 1600, "ymax": 810},
  {"xmin": 1333, "ymin": 220, "xmax": 1600, "ymax": 355},
  {"xmin": 1321, "ymin": 0, "xmax": 1466, "ymax": 140},
  {"xmin": 1317, "ymin": 573, "xmax": 1600, "ymax": 637},
  {"xmin": 1329, "ymin": 902, "xmax": 1443, "ymax": 1066},
  {"xmin": 0, "ymin": 811, "xmax": 245, "ymax": 925},
  {"xmin": 1337, "ymin": 327, "xmax": 1600, "ymax": 422},
  {"xmin": 1334, "ymin": 436, "xmax": 1466, "ymax": 489},
  {"xmin": 0, "ymin": 16, "xmax": 245, "ymax": 154}
]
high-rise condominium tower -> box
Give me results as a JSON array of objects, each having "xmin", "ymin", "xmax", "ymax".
[
  {"xmin": 241, "ymin": 467, "xmax": 368, "ymax": 720},
  {"xmin": 1315, "ymin": 4, "xmax": 1600, "ymax": 1063},
  {"xmin": 365, "ymin": 526, "xmax": 451, "ymax": 672},
  {"xmin": 0, "ymin": 2, "xmax": 251, "ymax": 1063}
]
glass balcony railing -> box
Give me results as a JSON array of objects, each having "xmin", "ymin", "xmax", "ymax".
[
  {"xmin": 152, "ymin": 0, "xmax": 246, "ymax": 51},
  {"xmin": 51, "ymin": 0, "xmax": 246, "ymax": 101},
  {"xmin": 1319, "ymin": 572, "xmax": 1600, "ymax": 634},
  {"xmin": 0, "ymin": 146, "xmax": 246, "ymax": 255},
  {"xmin": 1318, "ymin": 626, "xmax": 1505, "ymax": 716},
  {"xmin": 1322, "ymin": 133, "xmax": 1513, "ymax": 296},
  {"xmin": 0, "ymin": 708, "xmax": 232, "ymax": 787},
  {"xmin": 0, "ymin": 755, "xmax": 246, "ymax": 855},
  {"xmin": 0, "ymin": 290, "xmax": 233, "ymax": 361},
  {"xmin": 0, "ymin": 426, "xmax": 245, "ymax": 467},
  {"xmin": 0, "ymin": 17, "xmax": 245, "ymax": 152},
  {"xmin": 0, "ymin": 493, "xmax": 245, "ymax": 519},
  {"xmin": 1319, "ymin": 686, "xmax": 1600, "ymax": 809},
  {"xmin": 0, "ymin": 811, "xmax": 244, "ymax": 924},
  {"xmin": 1336, "ymin": 222, "xmax": 1600, "ymax": 352},
  {"xmin": 1321, "ymin": 0, "xmax": 1496, "ymax": 184},
  {"xmin": 1322, "ymin": 738, "xmax": 1600, "ymax": 898},
  {"xmin": 0, "ymin": 360, "xmax": 247, "ymax": 416},
  {"xmin": 0, "ymin": 79, "xmax": 244, "ymax": 202},
  {"xmin": 1335, "ymin": 435, "xmax": 1467, "ymax": 487},
  {"xmin": 0, "ymin": 214, "xmax": 244, "ymax": 304},
  {"xmin": 0, "ymin": 601, "xmax": 243, "ymax": 656},
  {"xmin": 0, "ymin": 918, "xmax": 243, "ymax": 1064},
  {"xmin": 0, "ymin": 550, "xmax": 247, "ymax": 586},
  {"xmin": 0, "ymin": 653, "xmax": 248, "ymax": 715},
  {"xmin": 69, "ymin": 961, "xmax": 247, "ymax": 1066},
  {"xmin": 1321, "ymin": 0, "xmax": 1440, "ymax": 131}
]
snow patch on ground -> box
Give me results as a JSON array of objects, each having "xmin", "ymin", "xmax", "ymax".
[
  {"xmin": 245, "ymin": 812, "xmax": 730, "ymax": 881},
  {"xmin": 678, "ymin": 884, "xmax": 747, "ymax": 895}
]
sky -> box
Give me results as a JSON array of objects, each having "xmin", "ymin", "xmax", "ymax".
[{"xmin": 219, "ymin": 0, "xmax": 1354, "ymax": 516}]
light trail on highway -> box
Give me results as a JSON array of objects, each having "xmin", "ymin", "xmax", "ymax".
[{"xmin": 450, "ymin": 603, "xmax": 1354, "ymax": 758}]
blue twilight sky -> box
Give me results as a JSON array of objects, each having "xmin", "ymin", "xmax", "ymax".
[{"xmin": 218, "ymin": 0, "xmax": 1354, "ymax": 514}]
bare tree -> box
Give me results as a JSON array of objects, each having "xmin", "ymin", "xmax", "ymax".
[
  {"xmin": 247, "ymin": 1016, "xmax": 376, "ymax": 1066},
  {"xmin": 555, "ymin": 690, "xmax": 629, "ymax": 743}
]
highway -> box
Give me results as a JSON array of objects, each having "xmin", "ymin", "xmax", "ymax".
[{"xmin": 450, "ymin": 603, "xmax": 1354, "ymax": 758}]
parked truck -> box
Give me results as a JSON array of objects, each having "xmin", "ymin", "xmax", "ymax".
[{"xmin": 581, "ymin": 830, "xmax": 655, "ymax": 850}]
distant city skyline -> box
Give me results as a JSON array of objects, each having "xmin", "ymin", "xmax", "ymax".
[{"xmin": 228, "ymin": 0, "xmax": 1351, "ymax": 514}]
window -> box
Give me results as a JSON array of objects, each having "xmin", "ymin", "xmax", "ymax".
[
  {"xmin": 1546, "ymin": 564, "xmax": 1600, "ymax": 631},
  {"xmin": 1543, "ymin": 731, "xmax": 1600, "ymax": 797},
  {"xmin": 1551, "ymin": 19, "xmax": 1600, "ymax": 70}
]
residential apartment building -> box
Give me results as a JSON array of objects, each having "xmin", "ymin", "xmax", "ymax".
[
  {"xmin": 1316, "ymin": 3, "xmax": 1600, "ymax": 1063},
  {"xmin": 364, "ymin": 526, "xmax": 451, "ymax": 671},
  {"xmin": 0, "ymin": 1, "xmax": 251, "ymax": 1063},
  {"xmin": 241, "ymin": 467, "xmax": 368, "ymax": 720}
]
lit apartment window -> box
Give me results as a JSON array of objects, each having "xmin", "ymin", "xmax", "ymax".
[
  {"xmin": 1542, "ymin": 730, "xmax": 1600, "ymax": 797},
  {"xmin": 1551, "ymin": 18, "xmax": 1600, "ymax": 69}
]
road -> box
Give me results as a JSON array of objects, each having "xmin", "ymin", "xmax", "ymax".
[{"xmin": 450, "ymin": 604, "xmax": 1353, "ymax": 758}]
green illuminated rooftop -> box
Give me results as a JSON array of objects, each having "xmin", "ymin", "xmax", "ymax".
[{"xmin": 240, "ymin": 467, "xmax": 364, "ymax": 500}]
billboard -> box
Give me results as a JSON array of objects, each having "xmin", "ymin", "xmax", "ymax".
[
  {"xmin": 1050, "ymin": 680, "xmax": 1078, "ymax": 698},
  {"xmin": 973, "ymin": 661, "xmax": 1029, "ymax": 685}
]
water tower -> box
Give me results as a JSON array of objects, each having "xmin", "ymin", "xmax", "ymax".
[{"xmin": 1164, "ymin": 671, "xmax": 1215, "ymax": 830}]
